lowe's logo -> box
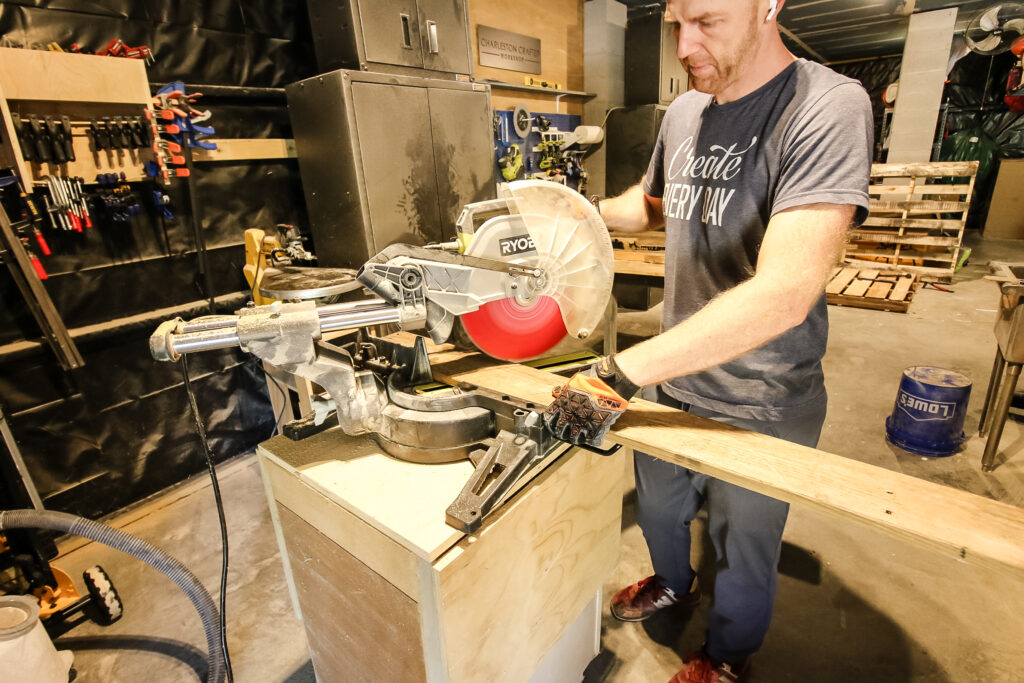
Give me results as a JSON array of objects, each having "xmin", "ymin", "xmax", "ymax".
[
  {"xmin": 897, "ymin": 392, "xmax": 955, "ymax": 422},
  {"xmin": 499, "ymin": 235, "xmax": 536, "ymax": 256}
]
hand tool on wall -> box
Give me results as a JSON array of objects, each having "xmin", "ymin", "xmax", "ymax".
[
  {"xmin": 0, "ymin": 192, "xmax": 83, "ymax": 368},
  {"xmin": 18, "ymin": 191, "xmax": 51, "ymax": 256},
  {"xmin": 89, "ymin": 118, "xmax": 108, "ymax": 151},
  {"xmin": 12, "ymin": 116, "xmax": 35, "ymax": 163},
  {"xmin": 28, "ymin": 116, "xmax": 51, "ymax": 163},
  {"xmin": 60, "ymin": 116, "xmax": 76, "ymax": 162},
  {"xmin": 43, "ymin": 117, "xmax": 67, "ymax": 164}
]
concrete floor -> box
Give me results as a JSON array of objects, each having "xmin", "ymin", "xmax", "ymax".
[{"xmin": 51, "ymin": 231, "xmax": 1024, "ymax": 682}]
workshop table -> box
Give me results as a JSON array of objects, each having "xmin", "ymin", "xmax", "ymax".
[{"xmin": 258, "ymin": 428, "xmax": 623, "ymax": 682}]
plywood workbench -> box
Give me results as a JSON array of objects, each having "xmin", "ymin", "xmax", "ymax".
[{"xmin": 258, "ymin": 428, "xmax": 623, "ymax": 683}]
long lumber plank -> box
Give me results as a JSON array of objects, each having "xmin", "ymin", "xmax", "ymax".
[{"xmin": 429, "ymin": 354, "xmax": 1024, "ymax": 578}]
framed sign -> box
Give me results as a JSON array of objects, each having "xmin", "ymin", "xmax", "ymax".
[{"xmin": 477, "ymin": 25, "xmax": 541, "ymax": 75}]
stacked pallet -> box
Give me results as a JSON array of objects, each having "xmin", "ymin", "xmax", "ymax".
[
  {"xmin": 843, "ymin": 161, "xmax": 978, "ymax": 278},
  {"xmin": 609, "ymin": 231, "xmax": 666, "ymax": 277},
  {"xmin": 826, "ymin": 267, "xmax": 919, "ymax": 313}
]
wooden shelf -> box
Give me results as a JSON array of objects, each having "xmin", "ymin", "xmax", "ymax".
[
  {"xmin": 0, "ymin": 48, "xmax": 153, "ymax": 188},
  {"xmin": 191, "ymin": 138, "xmax": 296, "ymax": 163},
  {"xmin": 479, "ymin": 80, "xmax": 595, "ymax": 100}
]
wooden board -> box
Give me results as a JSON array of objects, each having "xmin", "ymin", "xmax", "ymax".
[
  {"xmin": 611, "ymin": 230, "xmax": 666, "ymax": 277},
  {"xmin": 0, "ymin": 48, "xmax": 151, "ymax": 104},
  {"xmin": 614, "ymin": 259, "xmax": 665, "ymax": 277},
  {"xmin": 428, "ymin": 353, "xmax": 1024, "ymax": 578},
  {"xmin": 435, "ymin": 447, "xmax": 622, "ymax": 683},
  {"xmin": 191, "ymin": 138, "xmax": 297, "ymax": 162},
  {"xmin": 984, "ymin": 159, "xmax": 1024, "ymax": 239},
  {"xmin": 276, "ymin": 505, "xmax": 429, "ymax": 683},
  {"xmin": 871, "ymin": 161, "xmax": 979, "ymax": 177}
]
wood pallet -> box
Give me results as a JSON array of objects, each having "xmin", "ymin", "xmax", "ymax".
[
  {"xmin": 826, "ymin": 267, "xmax": 918, "ymax": 313},
  {"xmin": 610, "ymin": 231, "xmax": 666, "ymax": 277},
  {"xmin": 844, "ymin": 161, "xmax": 978, "ymax": 277}
]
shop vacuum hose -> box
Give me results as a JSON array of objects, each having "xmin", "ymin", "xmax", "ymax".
[{"xmin": 0, "ymin": 509, "xmax": 225, "ymax": 683}]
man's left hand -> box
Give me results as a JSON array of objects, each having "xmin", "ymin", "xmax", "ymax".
[{"xmin": 544, "ymin": 356, "xmax": 640, "ymax": 448}]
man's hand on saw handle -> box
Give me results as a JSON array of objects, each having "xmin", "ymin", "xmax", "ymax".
[{"xmin": 544, "ymin": 356, "xmax": 640, "ymax": 448}]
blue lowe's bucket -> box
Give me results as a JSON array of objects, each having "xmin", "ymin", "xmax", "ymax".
[{"xmin": 885, "ymin": 366, "xmax": 972, "ymax": 457}]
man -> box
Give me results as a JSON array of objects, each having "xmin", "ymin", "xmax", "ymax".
[{"xmin": 545, "ymin": 0, "xmax": 872, "ymax": 681}]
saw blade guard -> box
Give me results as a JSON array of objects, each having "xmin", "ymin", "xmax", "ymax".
[{"xmin": 497, "ymin": 180, "xmax": 614, "ymax": 341}]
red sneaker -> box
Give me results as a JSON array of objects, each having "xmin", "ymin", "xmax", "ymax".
[
  {"xmin": 610, "ymin": 574, "xmax": 700, "ymax": 622},
  {"xmin": 668, "ymin": 649, "xmax": 750, "ymax": 683}
]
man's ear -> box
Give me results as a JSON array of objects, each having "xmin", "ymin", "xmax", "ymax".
[{"xmin": 765, "ymin": 0, "xmax": 779, "ymax": 22}]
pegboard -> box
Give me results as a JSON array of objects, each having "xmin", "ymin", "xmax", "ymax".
[{"xmin": 493, "ymin": 108, "xmax": 587, "ymax": 194}]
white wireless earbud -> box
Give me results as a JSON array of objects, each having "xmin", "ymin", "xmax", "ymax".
[{"xmin": 766, "ymin": 0, "xmax": 778, "ymax": 22}]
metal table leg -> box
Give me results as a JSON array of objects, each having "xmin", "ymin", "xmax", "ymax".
[
  {"xmin": 979, "ymin": 347, "xmax": 1006, "ymax": 437},
  {"xmin": 981, "ymin": 361, "xmax": 1021, "ymax": 472}
]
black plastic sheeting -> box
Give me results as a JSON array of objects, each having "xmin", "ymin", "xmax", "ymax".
[
  {"xmin": 0, "ymin": 1, "xmax": 314, "ymax": 87},
  {"xmin": 830, "ymin": 56, "xmax": 903, "ymax": 161},
  {"xmin": 945, "ymin": 52, "xmax": 1024, "ymax": 159},
  {"xmin": 1, "ymin": 1, "xmax": 316, "ymax": 518}
]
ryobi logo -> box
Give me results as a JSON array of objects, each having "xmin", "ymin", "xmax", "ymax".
[
  {"xmin": 897, "ymin": 392, "xmax": 956, "ymax": 422},
  {"xmin": 499, "ymin": 235, "xmax": 536, "ymax": 256}
]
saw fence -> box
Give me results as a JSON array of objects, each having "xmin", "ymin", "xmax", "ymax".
[{"xmin": 430, "ymin": 352, "xmax": 1024, "ymax": 579}]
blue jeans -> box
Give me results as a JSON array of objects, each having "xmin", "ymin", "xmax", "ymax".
[{"xmin": 633, "ymin": 385, "xmax": 827, "ymax": 665}]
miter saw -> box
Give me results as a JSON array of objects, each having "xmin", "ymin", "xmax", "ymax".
[{"xmin": 149, "ymin": 181, "xmax": 616, "ymax": 532}]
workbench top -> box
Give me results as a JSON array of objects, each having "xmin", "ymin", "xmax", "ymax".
[{"xmin": 260, "ymin": 429, "xmax": 477, "ymax": 562}]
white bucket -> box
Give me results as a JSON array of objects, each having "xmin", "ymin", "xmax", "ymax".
[{"xmin": 0, "ymin": 594, "xmax": 74, "ymax": 683}]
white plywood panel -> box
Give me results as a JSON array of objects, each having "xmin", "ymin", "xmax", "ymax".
[{"xmin": 887, "ymin": 8, "xmax": 958, "ymax": 163}]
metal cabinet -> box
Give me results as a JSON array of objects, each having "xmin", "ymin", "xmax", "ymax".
[
  {"xmin": 606, "ymin": 104, "xmax": 667, "ymax": 197},
  {"xmin": 625, "ymin": 6, "xmax": 688, "ymax": 106},
  {"xmin": 287, "ymin": 70, "xmax": 495, "ymax": 269},
  {"xmin": 307, "ymin": 0, "xmax": 472, "ymax": 77}
]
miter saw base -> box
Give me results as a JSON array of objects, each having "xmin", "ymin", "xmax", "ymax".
[{"xmin": 279, "ymin": 332, "xmax": 569, "ymax": 532}]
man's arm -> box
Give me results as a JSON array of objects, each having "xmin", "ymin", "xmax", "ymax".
[
  {"xmin": 599, "ymin": 181, "xmax": 665, "ymax": 233},
  {"xmin": 613, "ymin": 203, "xmax": 854, "ymax": 387}
]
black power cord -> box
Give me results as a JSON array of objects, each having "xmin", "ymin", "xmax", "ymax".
[{"xmin": 180, "ymin": 354, "xmax": 234, "ymax": 683}]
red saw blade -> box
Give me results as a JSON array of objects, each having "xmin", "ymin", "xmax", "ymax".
[{"xmin": 460, "ymin": 296, "xmax": 567, "ymax": 361}]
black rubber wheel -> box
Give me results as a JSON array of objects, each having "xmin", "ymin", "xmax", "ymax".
[{"xmin": 83, "ymin": 564, "xmax": 123, "ymax": 625}]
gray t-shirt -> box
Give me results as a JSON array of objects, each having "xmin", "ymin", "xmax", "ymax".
[{"xmin": 643, "ymin": 59, "xmax": 872, "ymax": 421}]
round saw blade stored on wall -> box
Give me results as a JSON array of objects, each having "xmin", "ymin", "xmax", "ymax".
[
  {"xmin": 459, "ymin": 180, "xmax": 615, "ymax": 361},
  {"xmin": 512, "ymin": 103, "xmax": 533, "ymax": 138}
]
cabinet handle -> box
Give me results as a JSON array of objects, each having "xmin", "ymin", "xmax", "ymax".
[
  {"xmin": 400, "ymin": 13, "xmax": 412, "ymax": 49},
  {"xmin": 426, "ymin": 20, "xmax": 439, "ymax": 54}
]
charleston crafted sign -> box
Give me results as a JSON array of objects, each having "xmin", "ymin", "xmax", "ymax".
[{"xmin": 477, "ymin": 25, "xmax": 541, "ymax": 74}]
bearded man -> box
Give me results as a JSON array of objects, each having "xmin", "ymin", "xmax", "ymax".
[{"xmin": 545, "ymin": 1, "xmax": 873, "ymax": 680}]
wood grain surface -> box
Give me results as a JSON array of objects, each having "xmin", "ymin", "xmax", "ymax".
[{"xmin": 430, "ymin": 353, "xmax": 1024, "ymax": 578}]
